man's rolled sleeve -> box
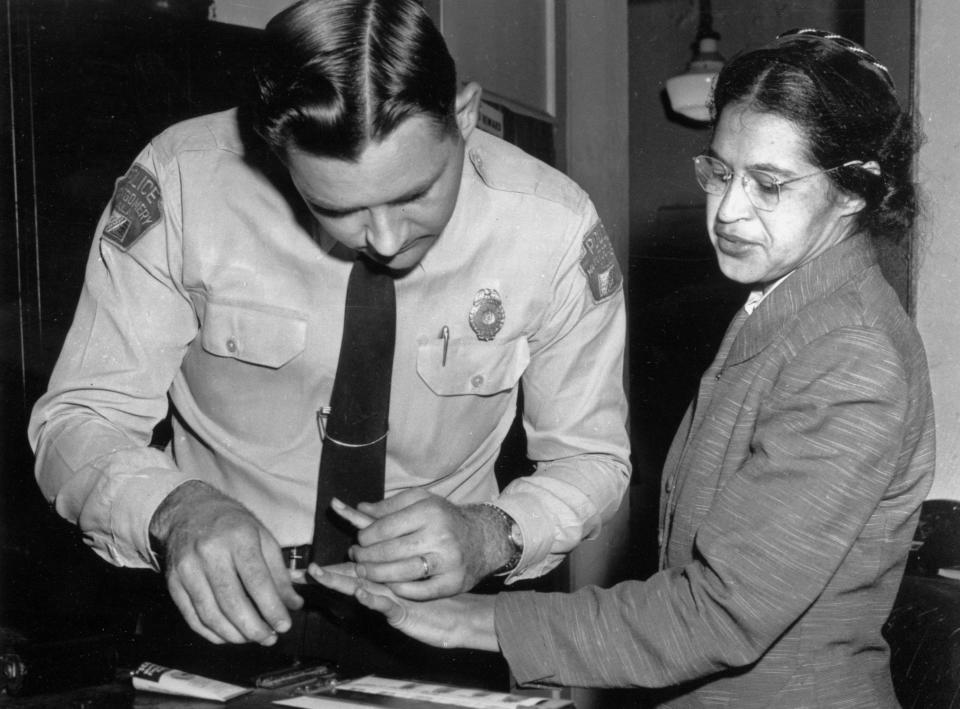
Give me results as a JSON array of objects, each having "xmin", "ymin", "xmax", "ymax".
[
  {"xmin": 29, "ymin": 144, "xmax": 197, "ymax": 570},
  {"xmin": 497, "ymin": 217, "xmax": 631, "ymax": 581}
]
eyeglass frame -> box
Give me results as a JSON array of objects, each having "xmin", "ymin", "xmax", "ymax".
[{"xmin": 692, "ymin": 154, "xmax": 864, "ymax": 212}]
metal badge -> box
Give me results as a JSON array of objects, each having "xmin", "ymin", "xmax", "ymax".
[{"xmin": 468, "ymin": 288, "xmax": 505, "ymax": 341}]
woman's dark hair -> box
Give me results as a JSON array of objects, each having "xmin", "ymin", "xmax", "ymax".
[
  {"xmin": 251, "ymin": 0, "xmax": 458, "ymax": 161},
  {"xmin": 711, "ymin": 29, "xmax": 922, "ymax": 243}
]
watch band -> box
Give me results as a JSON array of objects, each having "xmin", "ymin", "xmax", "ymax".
[{"xmin": 482, "ymin": 502, "xmax": 523, "ymax": 575}]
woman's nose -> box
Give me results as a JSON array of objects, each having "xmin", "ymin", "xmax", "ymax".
[{"xmin": 715, "ymin": 175, "xmax": 754, "ymax": 221}]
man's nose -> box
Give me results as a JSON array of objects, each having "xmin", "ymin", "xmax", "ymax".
[{"xmin": 365, "ymin": 208, "xmax": 407, "ymax": 258}]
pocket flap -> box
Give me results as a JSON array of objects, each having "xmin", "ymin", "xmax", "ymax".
[
  {"xmin": 417, "ymin": 336, "xmax": 530, "ymax": 396},
  {"xmin": 201, "ymin": 301, "xmax": 307, "ymax": 369}
]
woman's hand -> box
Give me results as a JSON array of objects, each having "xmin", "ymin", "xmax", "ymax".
[{"xmin": 308, "ymin": 563, "xmax": 499, "ymax": 652}]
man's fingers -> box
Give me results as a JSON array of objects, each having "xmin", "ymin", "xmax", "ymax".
[
  {"xmin": 260, "ymin": 536, "xmax": 304, "ymax": 613},
  {"xmin": 232, "ymin": 544, "xmax": 293, "ymax": 640},
  {"xmin": 155, "ymin": 488, "xmax": 303, "ymax": 645},
  {"xmin": 354, "ymin": 511, "xmax": 425, "ymax": 548},
  {"xmin": 350, "ymin": 532, "xmax": 432, "ymax": 565},
  {"xmin": 320, "ymin": 561, "xmax": 360, "ymax": 577},
  {"xmin": 170, "ymin": 562, "xmax": 247, "ymax": 644},
  {"xmin": 331, "ymin": 498, "xmax": 375, "ymax": 529},
  {"xmin": 355, "ymin": 553, "xmax": 437, "ymax": 584},
  {"xmin": 356, "ymin": 488, "xmax": 430, "ymax": 519},
  {"xmin": 206, "ymin": 556, "xmax": 279, "ymax": 645},
  {"xmin": 167, "ymin": 575, "xmax": 227, "ymax": 645}
]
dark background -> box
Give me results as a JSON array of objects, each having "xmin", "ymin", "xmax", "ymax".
[{"xmin": 1, "ymin": 0, "xmax": 263, "ymax": 649}]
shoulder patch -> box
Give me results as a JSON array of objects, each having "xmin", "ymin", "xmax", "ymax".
[
  {"xmin": 102, "ymin": 164, "xmax": 162, "ymax": 250},
  {"xmin": 579, "ymin": 222, "xmax": 623, "ymax": 302}
]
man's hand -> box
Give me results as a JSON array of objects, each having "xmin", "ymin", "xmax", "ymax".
[
  {"xmin": 331, "ymin": 490, "xmax": 515, "ymax": 600},
  {"xmin": 308, "ymin": 563, "xmax": 498, "ymax": 652},
  {"xmin": 149, "ymin": 480, "xmax": 303, "ymax": 645}
]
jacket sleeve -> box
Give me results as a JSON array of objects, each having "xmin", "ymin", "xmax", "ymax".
[
  {"xmin": 495, "ymin": 215, "xmax": 631, "ymax": 582},
  {"xmin": 28, "ymin": 144, "xmax": 200, "ymax": 570},
  {"xmin": 495, "ymin": 326, "xmax": 911, "ymax": 686}
]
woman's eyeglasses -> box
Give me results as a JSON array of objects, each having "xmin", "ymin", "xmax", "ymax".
[{"xmin": 692, "ymin": 155, "xmax": 863, "ymax": 212}]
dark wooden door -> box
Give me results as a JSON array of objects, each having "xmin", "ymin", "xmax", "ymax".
[{"xmin": 1, "ymin": 0, "xmax": 261, "ymax": 644}]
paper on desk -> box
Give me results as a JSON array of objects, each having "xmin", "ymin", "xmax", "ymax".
[
  {"xmin": 274, "ymin": 698, "xmax": 362, "ymax": 709},
  {"xmin": 274, "ymin": 675, "xmax": 553, "ymax": 708},
  {"xmin": 131, "ymin": 662, "xmax": 251, "ymax": 702}
]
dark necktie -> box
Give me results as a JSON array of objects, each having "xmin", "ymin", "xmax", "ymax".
[{"xmin": 310, "ymin": 256, "xmax": 396, "ymax": 566}]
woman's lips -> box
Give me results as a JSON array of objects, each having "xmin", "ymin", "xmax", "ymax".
[{"xmin": 714, "ymin": 230, "xmax": 755, "ymax": 256}]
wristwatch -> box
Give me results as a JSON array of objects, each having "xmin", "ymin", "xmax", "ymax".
[{"xmin": 483, "ymin": 503, "xmax": 524, "ymax": 575}]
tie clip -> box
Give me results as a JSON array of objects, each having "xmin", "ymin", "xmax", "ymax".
[
  {"xmin": 316, "ymin": 407, "xmax": 389, "ymax": 448},
  {"xmin": 317, "ymin": 406, "xmax": 332, "ymax": 440}
]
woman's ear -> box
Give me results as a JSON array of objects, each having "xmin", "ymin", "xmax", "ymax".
[
  {"xmin": 859, "ymin": 160, "xmax": 881, "ymax": 178},
  {"xmin": 838, "ymin": 160, "xmax": 881, "ymax": 216},
  {"xmin": 454, "ymin": 82, "xmax": 483, "ymax": 139}
]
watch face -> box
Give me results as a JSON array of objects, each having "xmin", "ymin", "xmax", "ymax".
[{"xmin": 509, "ymin": 522, "xmax": 523, "ymax": 550}]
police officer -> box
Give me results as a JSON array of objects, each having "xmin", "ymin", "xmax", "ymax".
[{"xmin": 29, "ymin": 0, "xmax": 629, "ymax": 676}]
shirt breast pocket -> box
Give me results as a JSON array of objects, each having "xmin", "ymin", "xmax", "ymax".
[
  {"xmin": 200, "ymin": 300, "xmax": 307, "ymax": 369},
  {"xmin": 417, "ymin": 336, "xmax": 530, "ymax": 397}
]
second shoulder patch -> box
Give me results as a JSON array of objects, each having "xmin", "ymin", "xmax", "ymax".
[{"xmin": 579, "ymin": 222, "xmax": 623, "ymax": 302}]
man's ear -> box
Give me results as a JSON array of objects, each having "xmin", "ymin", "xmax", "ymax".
[{"xmin": 454, "ymin": 82, "xmax": 483, "ymax": 139}]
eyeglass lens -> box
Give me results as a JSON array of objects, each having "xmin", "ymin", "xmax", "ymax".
[{"xmin": 693, "ymin": 156, "xmax": 781, "ymax": 211}]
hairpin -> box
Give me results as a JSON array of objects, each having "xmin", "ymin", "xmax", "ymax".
[{"xmin": 777, "ymin": 28, "xmax": 896, "ymax": 90}]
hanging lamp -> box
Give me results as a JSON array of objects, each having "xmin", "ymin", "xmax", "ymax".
[{"xmin": 665, "ymin": 0, "xmax": 724, "ymax": 123}]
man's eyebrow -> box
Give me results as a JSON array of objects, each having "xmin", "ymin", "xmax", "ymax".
[
  {"xmin": 308, "ymin": 174, "xmax": 437, "ymax": 215},
  {"xmin": 387, "ymin": 184, "xmax": 430, "ymax": 206},
  {"xmin": 307, "ymin": 202, "xmax": 358, "ymax": 217},
  {"xmin": 387, "ymin": 160, "xmax": 448, "ymax": 204}
]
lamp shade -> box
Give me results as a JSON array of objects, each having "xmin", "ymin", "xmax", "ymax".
[{"xmin": 666, "ymin": 36, "xmax": 724, "ymax": 122}]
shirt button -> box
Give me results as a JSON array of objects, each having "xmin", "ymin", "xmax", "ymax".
[
  {"xmin": 471, "ymin": 374, "xmax": 485, "ymax": 388},
  {"xmin": 664, "ymin": 477, "xmax": 674, "ymax": 493},
  {"xmin": 226, "ymin": 338, "xmax": 238, "ymax": 353}
]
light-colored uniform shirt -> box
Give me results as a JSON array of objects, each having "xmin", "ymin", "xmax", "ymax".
[{"xmin": 28, "ymin": 109, "xmax": 631, "ymax": 583}]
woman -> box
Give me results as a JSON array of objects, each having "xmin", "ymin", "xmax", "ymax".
[{"xmin": 312, "ymin": 29, "xmax": 934, "ymax": 707}]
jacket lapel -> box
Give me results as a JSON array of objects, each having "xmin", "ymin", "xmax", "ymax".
[{"xmin": 725, "ymin": 233, "xmax": 878, "ymax": 368}]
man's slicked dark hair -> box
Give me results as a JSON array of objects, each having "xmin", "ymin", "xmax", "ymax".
[{"xmin": 252, "ymin": 0, "xmax": 458, "ymax": 161}]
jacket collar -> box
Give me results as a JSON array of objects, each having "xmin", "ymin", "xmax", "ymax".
[{"xmin": 726, "ymin": 232, "xmax": 878, "ymax": 366}]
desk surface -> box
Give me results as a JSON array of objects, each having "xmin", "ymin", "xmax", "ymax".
[{"xmin": 0, "ymin": 680, "xmax": 574, "ymax": 709}]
